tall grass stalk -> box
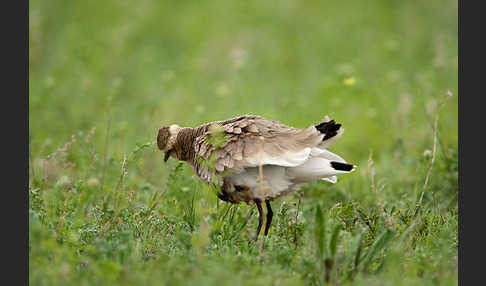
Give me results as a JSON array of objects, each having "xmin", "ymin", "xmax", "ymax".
[
  {"xmin": 418, "ymin": 91, "xmax": 453, "ymax": 207},
  {"xmin": 100, "ymin": 96, "xmax": 112, "ymax": 194}
]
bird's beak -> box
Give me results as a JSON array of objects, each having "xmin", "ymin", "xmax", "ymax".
[{"xmin": 164, "ymin": 150, "xmax": 172, "ymax": 162}]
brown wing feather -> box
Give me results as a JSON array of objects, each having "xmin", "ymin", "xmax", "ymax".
[{"xmin": 192, "ymin": 115, "xmax": 323, "ymax": 182}]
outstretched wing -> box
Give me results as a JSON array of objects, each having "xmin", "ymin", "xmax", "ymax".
[{"xmin": 192, "ymin": 115, "xmax": 324, "ymax": 182}]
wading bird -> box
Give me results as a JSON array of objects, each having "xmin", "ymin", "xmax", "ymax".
[{"xmin": 157, "ymin": 115, "xmax": 355, "ymax": 240}]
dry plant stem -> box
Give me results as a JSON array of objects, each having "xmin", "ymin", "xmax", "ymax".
[
  {"xmin": 425, "ymin": 111, "xmax": 449, "ymax": 160},
  {"xmin": 368, "ymin": 151, "xmax": 394, "ymax": 227},
  {"xmin": 417, "ymin": 91, "xmax": 452, "ymax": 209},
  {"xmin": 368, "ymin": 151, "xmax": 384, "ymax": 214},
  {"xmin": 258, "ymin": 136, "xmax": 266, "ymax": 252},
  {"xmin": 99, "ymin": 154, "xmax": 128, "ymax": 239},
  {"xmin": 423, "ymin": 111, "xmax": 439, "ymax": 189},
  {"xmin": 424, "ymin": 96, "xmax": 451, "ymax": 159},
  {"xmin": 418, "ymin": 109, "xmax": 439, "ymax": 206},
  {"xmin": 56, "ymin": 188, "xmax": 72, "ymax": 240},
  {"xmin": 100, "ymin": 97, "xmax": 112, "ymax": 193},
  {"xmin": 114, "ymin": 155, "xmax": 127, "ymax": 211},
  {"xmin": 258, "ymin": 162, "xmax": 266, "ymax": 252},
  {"xmin": 82, "ymin": 127, "xmax": 97, "ymax": 180},
  {"xmin": 293, "ymin": 193, "xmax": 302, "ymax": 246}
]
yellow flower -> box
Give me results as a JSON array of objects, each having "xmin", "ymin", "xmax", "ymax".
[{"xmin": 343, "ymin": 77, "xmax": 356, "ymax": 86}]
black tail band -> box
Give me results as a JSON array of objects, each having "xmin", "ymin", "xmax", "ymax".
[{"xmin": 330, "ymin": 161, "xmax": 354, "ymax": 171}]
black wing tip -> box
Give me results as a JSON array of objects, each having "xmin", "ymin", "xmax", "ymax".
[
  {"xmin": 330, "ymin": 161, "xmax": 355, "ymax": 171},
  {"xmin": 315, "ymin": 120, "xmax": 342, "ymax": 141}
]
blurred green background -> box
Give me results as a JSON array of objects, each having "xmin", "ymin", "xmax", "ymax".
[
  {"xmin": 29, "ymin": 0, "xmax": 457, "ymax": 285},
  {"xmin": 29, "ymin": 0, "xmax": 457, "ymax": 157}
]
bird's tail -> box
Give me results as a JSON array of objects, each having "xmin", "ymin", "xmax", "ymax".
[
  {"xmin": 309, "ymin": 141, "xmax": 357, "ymax": 184},
  {"xmin": 287, "ymin": 155, "xmax": 356, "ymax": 184},
  {"xmin": 321, "ymin": 161, "xmax": 356, "ymax": 184}
]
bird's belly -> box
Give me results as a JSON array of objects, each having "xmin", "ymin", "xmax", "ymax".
[{"xmin": 228, "ymin": 165, "xmax": 295, "ymax": 201}]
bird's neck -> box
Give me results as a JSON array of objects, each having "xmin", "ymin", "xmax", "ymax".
[
  {"xmin": 173, "ymin": 127, "xmax": 195, "ymax": 162},
  {"xmin": 173, "ymin": 123, "xmax": 213, "ymax": 163}
]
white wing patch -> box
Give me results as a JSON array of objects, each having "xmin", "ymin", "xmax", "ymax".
[
  {"xmin": 311, "ymin": 147, "xmax": 347, "ymax": 163},
  {"xmin": 244, "ymin": 147, "xmax": 312, "ymax": 168}
]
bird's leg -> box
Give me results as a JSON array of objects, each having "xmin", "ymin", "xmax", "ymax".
[
  {"xmin": 264, "ymin": 200, "xmax": 273, "ymax": 236},
  {"xmin": 254, "ymin": 199, "xmax": 264, "ymax": 241}
]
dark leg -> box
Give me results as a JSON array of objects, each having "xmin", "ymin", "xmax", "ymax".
[
  {"xmin": 254, "ymin": 199, "xmax": 264, "ymax": 240},
  {"xmin": 264, "ymin": 201, "xmax": 273, "ymax": 236}
]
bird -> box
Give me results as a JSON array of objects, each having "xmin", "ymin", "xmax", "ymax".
[{"xmin": 157, "ymin": 114, "xmax": 355, "ymax": 240}]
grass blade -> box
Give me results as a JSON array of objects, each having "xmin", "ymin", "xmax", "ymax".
[
  {"xmin": 315, "ymin": 205, "xmax": 327, "ymax": 258},
  {"xmin": 329, "ymin": 224, "xmax": 342, "ymax": 258},
  {"xmin": 360, "ymin": 229, "xmax": 395, "ymax": 272}
]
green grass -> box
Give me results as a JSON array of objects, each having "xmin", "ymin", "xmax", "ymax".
[{"xmin": 29, "ymin": 0, "xmax": 457, "ymax": 285}]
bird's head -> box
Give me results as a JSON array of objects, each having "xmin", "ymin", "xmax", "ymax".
[{"xmin": 157, "ymin": 124, "xmax": 182, "ymax": 162}]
